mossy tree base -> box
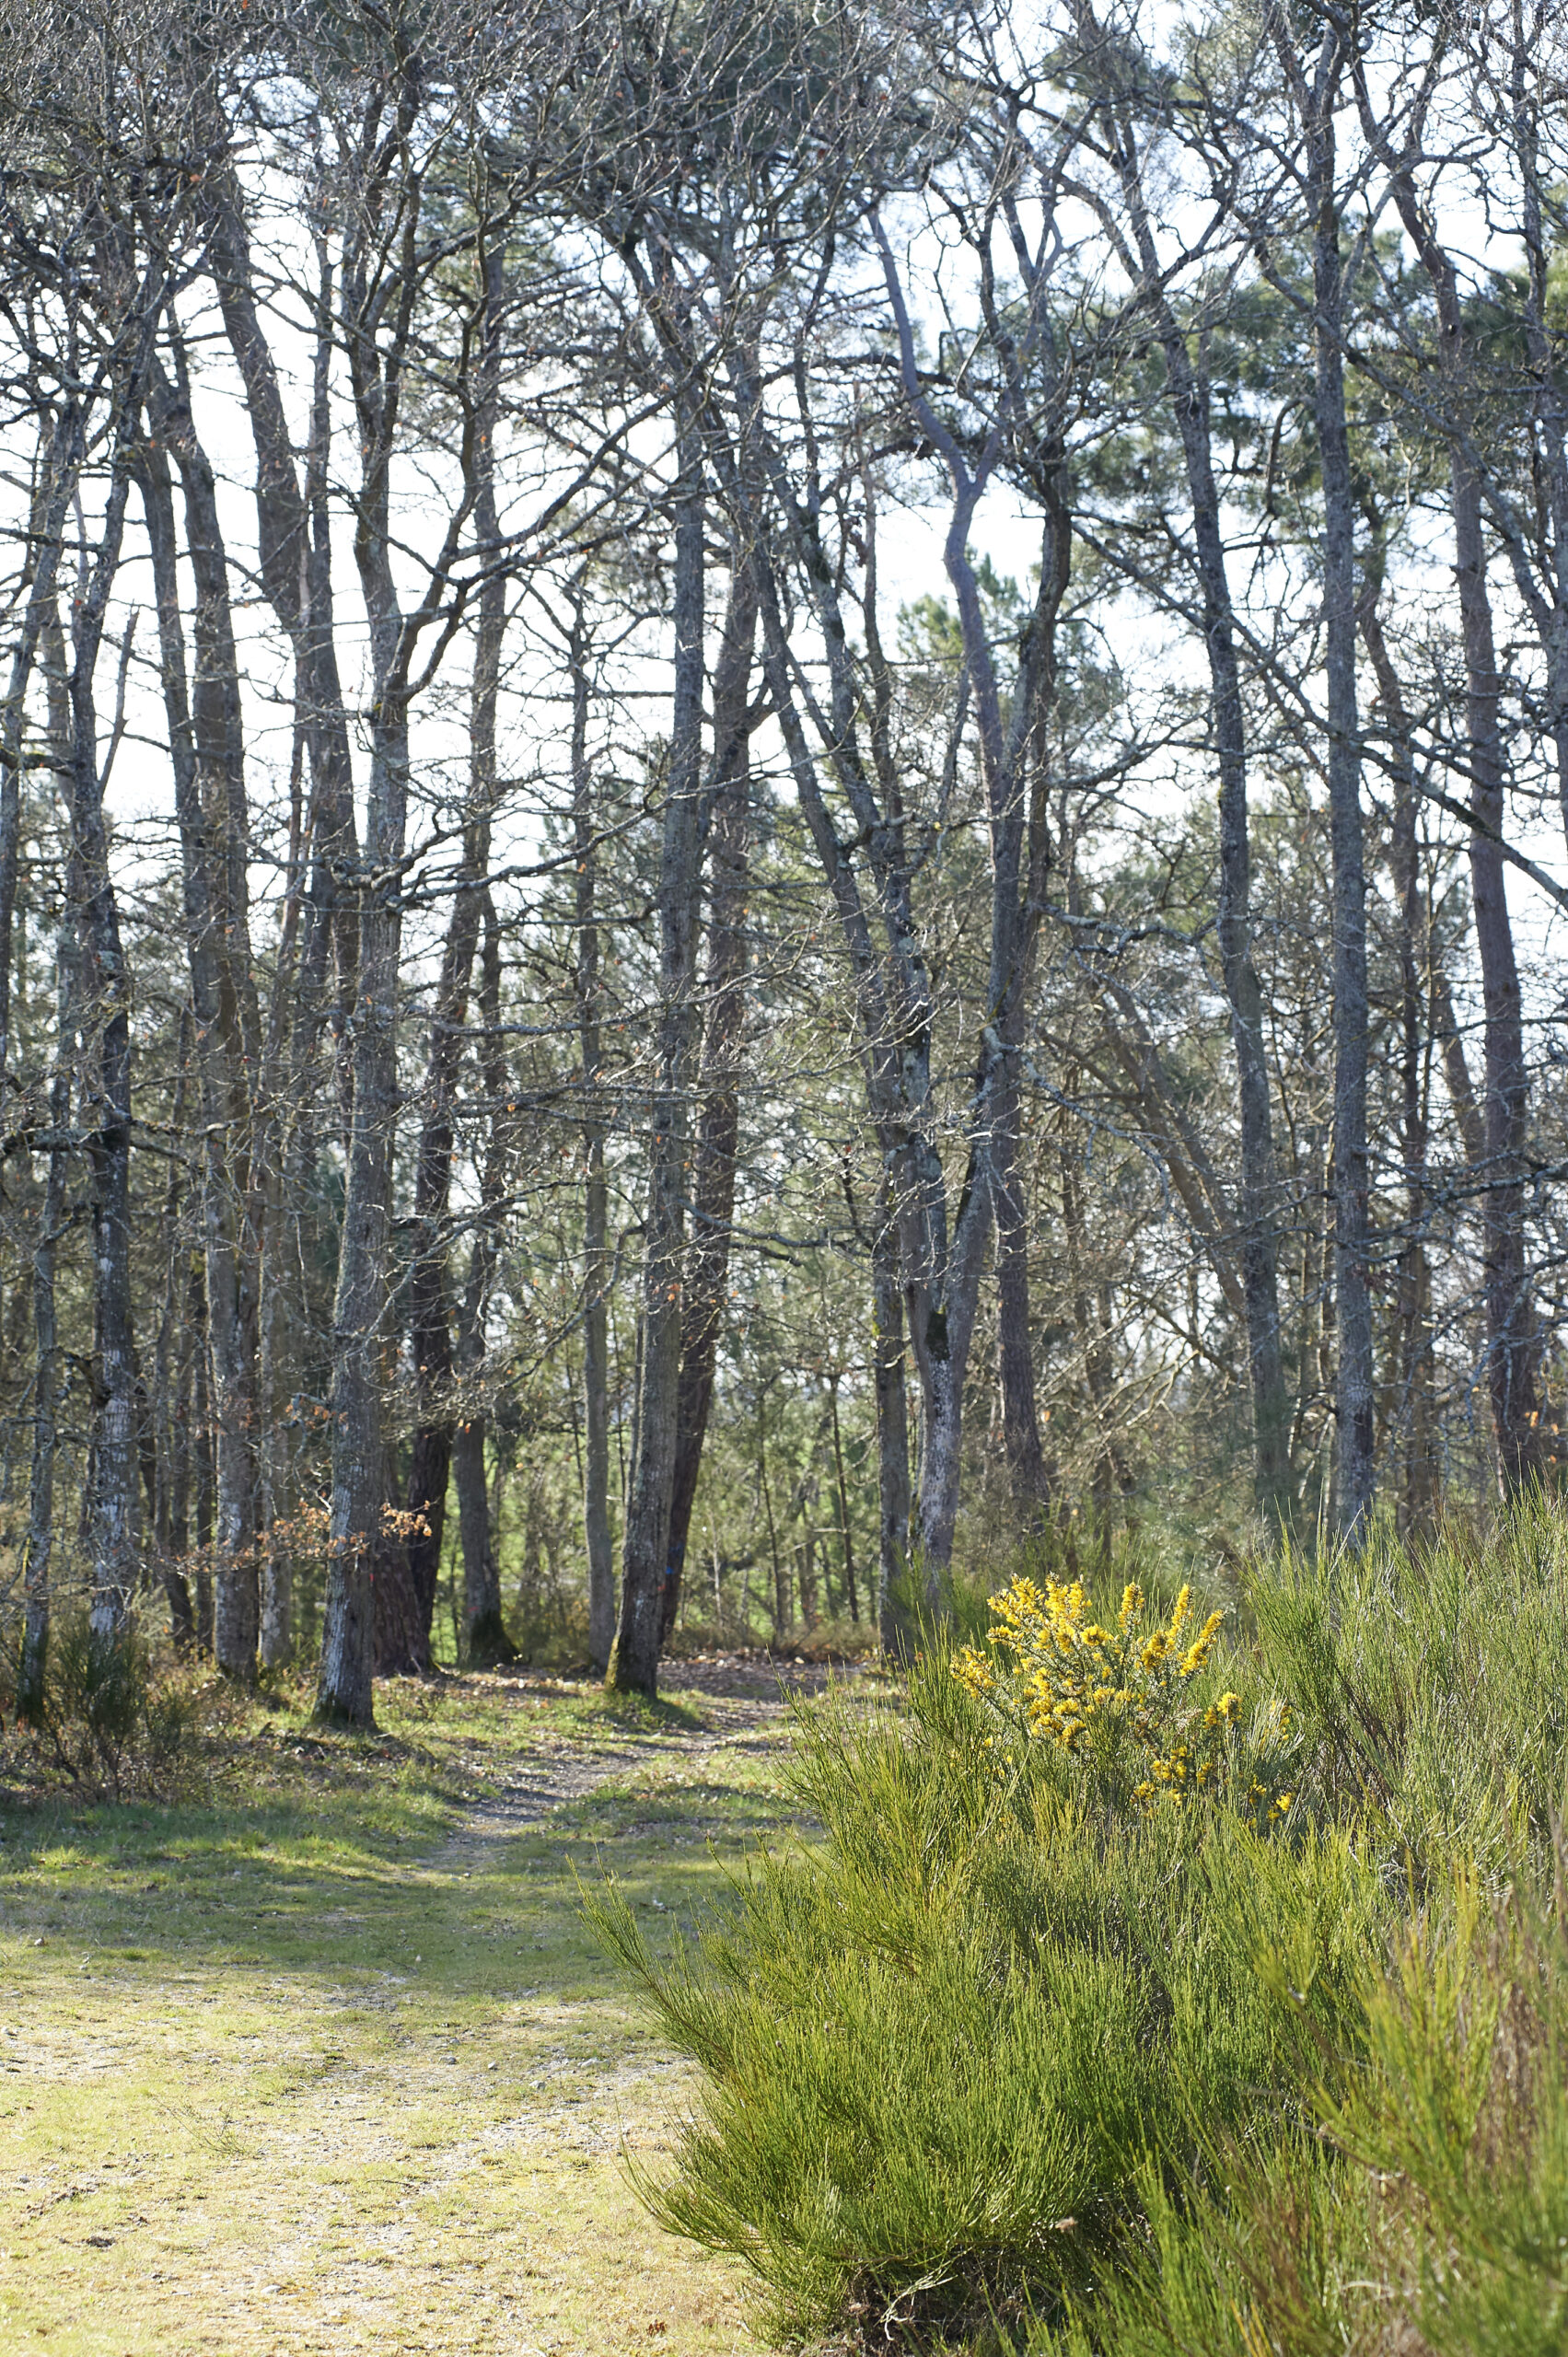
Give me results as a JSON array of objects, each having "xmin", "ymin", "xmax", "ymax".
[{"xmin": 465, "ymin": 1609, "xmax": 519, "ymax": 1670}]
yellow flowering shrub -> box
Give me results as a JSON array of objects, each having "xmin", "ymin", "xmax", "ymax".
[{"xmin": 953, "ymin": 1573, "xmax": 1296, "ymax": 1829}]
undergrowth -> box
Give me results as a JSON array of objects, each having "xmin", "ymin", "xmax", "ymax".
[
  {"xmin": 1, "ymin": 1608, "xmax": 203, "ymax": 1797},
  {"xmin": 591, "ymin": 1495, "xmax": 1568, "ymax": 2353}
]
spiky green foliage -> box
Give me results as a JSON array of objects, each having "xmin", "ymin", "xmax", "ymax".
[
  {"xmin": 587, "ymin": 1634, "xmax": 1377, "ymax": 2346},
  {"xmin": 593, "ymin": 1503, "xmax": 1568, "ymax": 2352}
]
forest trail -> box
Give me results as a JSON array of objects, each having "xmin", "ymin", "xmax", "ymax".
[{"xmin": 0, "ymin": 1656, "xmax": 845, "ymax": 2357}]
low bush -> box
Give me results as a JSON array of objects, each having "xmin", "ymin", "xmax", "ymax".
[
  {"xmin": 592, "ymin": 1501, "xmax": 1568, "ymax": 2352},
  {"xmin": 2, "ymin": 1608, "xmax": 196, "ymax": 1797}
]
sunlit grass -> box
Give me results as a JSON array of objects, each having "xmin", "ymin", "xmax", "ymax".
[{"xmin": 0, "ymin": 1669, "xmax": 790, "ymax": 2354}]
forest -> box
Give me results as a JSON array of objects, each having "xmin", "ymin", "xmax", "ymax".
[
  {"xmin": 3, "ymin": 0, "xmax": 1568, "ymax": 2349},
  {"xmin": 0, "ymin": 0, "xmax": 1563, "ymax": 1718}
]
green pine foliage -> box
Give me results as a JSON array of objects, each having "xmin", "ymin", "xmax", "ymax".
[{"xmin": 591, "ymin": 1500, "xmax": 1568, "ymax": 2352}]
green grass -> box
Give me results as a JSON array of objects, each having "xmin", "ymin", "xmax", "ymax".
[{"xmin": 0, "ymin": 1668, "xmax": 798, "ymax": 2354}]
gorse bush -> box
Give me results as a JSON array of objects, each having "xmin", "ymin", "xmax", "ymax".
[
  {"xmin": 588, "ymin": 1599, "xmax": 1373, "ymax": 2347},
  {"xmin": 592, "ymin": 1501, "xmax": 1568, "ymax": 2352},
  {"xmin": 953, "ymin": 1573, "xmax": 1299, "ymax": 1829}
]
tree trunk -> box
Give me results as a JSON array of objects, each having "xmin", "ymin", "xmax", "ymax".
[
  {"xmin": 569, "ymin": 590, "xmax": 616, "ymax": 1671},
  {"xmin": 0, "ymin": 407, "xmax": 78, "ymax": 1100},
  {"xmin": 17, "ymin": 919, "xmax": 73, "ymax": 1719},
  {"xmin": 828, "ymin": 1376, "xmax": 859, "ymax": 1624},
  {"xmin": 64, "ymin": 453, "xmax": 139, "ymax": 1639},
  {"xmin": 663, "ymin": 558, "xmax": 757, "ymax": 1640},
  {"xmin": 1361, "ymin": 582, "xmax": 1438, "ymax": 1532},
  {"xmin": 1361, "ymin": 56, "xmax": 1544, "ymax": 1492},
  {"xmin": 872, "ymin": 1179, "xmax": 912, "ymax": 1654},
  {"xmin": 607, "ymin": 404, "xmax": 705, "ymax": 1698},
  {"xmin": 1090, "ymin": 64, "xmax": 1292, "ymax": 1524},
  {"xmin": 135, "ymin": 380, "xmax": 262, "ymax": 1679},
  {"xmin": 1453, "ymin": 448, "xmax": 1543, "ymax": 1490},
  {"xmin": 404, "ymin": 239, "xmax": 505, "ymax": 1654},
  {"xmin": 456, "ymin": 896, "xmax": 517, "ymax": 1666},
  {"xmin": 1299, "ymin": 32, "xmax": 1375, "ymax": 1537},
  {"xmin": 993, "ymin": 1063, "xmax": 1049, "ymax": 1510},
  {"xmin": 317, "ymin": 717, "xmax": 407, "ymax": 1725}
]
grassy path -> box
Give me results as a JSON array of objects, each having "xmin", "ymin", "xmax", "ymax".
[{"xmin": 0, "ymin": 1660, "xmax": 824, "ymax": 2355}]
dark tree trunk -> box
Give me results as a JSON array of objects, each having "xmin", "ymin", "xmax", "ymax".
[
  {"xmin": 662, "ymin": 559, "xmax": 757, "ymax": 1641},
  {"xmin": 873, "ymin": 1185, "xmax": 912, "ymax": 1655},
  {"xmin": 136, "ymin": 376, "xmax": 262, "ymax": 1679},
  {"xmin": 1361, "ymin": 581, "xmax": 1438, "ymax": 1531},
  {"xmin": 568, "ymin": 587, "xmax": 616, "ymax": 1670},
  {"xmin": 608, "ymin": 403, "xmax": 705, "ymax": 1698},
  {"xmin": 404, "ymin": 240, "xmax": 505, "ymax": 1651},
  {"xmin": 64, "ymin": 447, "xmax": 138, "ymax": 1639},
  {"xmin": 1453, "ymin": 452, "xmax": 1543, "ymax": 1490},
  {"xmin": 18, "ymin": 917, "xmax": 74, "ymax": 1718},
  {"xmin": 1369, "ymin": 112, "xmax": 1546, "ymax": 1492},
  {"xmin": 456, "ymin": 897, "xmax": 517, "ymax": 1667}
]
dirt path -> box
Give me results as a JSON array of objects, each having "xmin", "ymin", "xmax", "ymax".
[
  {"xmin": 0, "ymin": 1652, "xmax": 845, "ymax": 2357},
  {"xmin": 437, "ymin": 1658, "xmax": 823, "ymax": 1854}
]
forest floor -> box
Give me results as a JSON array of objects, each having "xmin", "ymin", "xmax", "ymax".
[{"xmin": 0, "ymin": 1654, "xmax": 862, "ymax": 2356}]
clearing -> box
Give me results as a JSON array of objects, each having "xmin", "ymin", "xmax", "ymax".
[{"xmin": 0, "ymin": 1656, "xmax": 843, "ymax": 2356}]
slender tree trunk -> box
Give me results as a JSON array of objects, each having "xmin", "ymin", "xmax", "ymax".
[
  {"xmin": 1299, "ymin": 34, "xmax": 1375, "ymax": 1537},
  {"xmin": 1361, "ymin": 585, "xmax": 1437, "ymax": 1531},
  {"xmin": 1453, "ymin": 449, "xmax": 1542, "ymax": 1489},
  {"xmin": 1362, "ymin": 67, "xmax": 1544, "ymax": 1492},
  {"xmin": 153, "ymin": 1011, "xmax": 196, "ymax": 1647},
  {"xmin": 828, "ymin": 1376, "xmax": 859, "ymax": 1624},
  {"xmin": 608, "ymin": 405, "xmax": 705, "ymax": 1698},
  {"xmin": 993, "ymin": 1064, "xmax": 1049, "ymax": 1508},
  {"xmin": 663, "ymin": 559, "xmax": 757, "ymax": 1639},
  {"xmin": 64, "ymin": 454, "xmax": 138, "ymax": 1638},
  {"xmin": 135, "ymin": 386, "xmax": 261, "ymax": 1678},
  {"xmin": 568, "ymin": 590, "xmax": 616, "ymax": 1671},
  {"xmin": 0, "ymin": 407, "xmax": 79, "ymax": 1100},
  {"xmin": 17, "ymin": 920, "xmax": 73, "ymax": 1719},
  {"xmin": 404, "ymin": 242, "xmax": 505, "ymax": 1655},
  {"xmin": 1086, "ymin": 41, "xmax": 1291, "ymax": 1525},
  {"xmin": 873, "ymin": 1179, "xmax": 912, "ymax": 1654},
  {"xmin": 456, "ymin": 896, "xmax": 515, "ymax": 1665},
  {"xmin": 191, "ymin": 1259, "xmax": 215, "ymax": 1655},
  {"xmin": 317, "ymin": 716, "xmax": 408, "ymax": 1725}
]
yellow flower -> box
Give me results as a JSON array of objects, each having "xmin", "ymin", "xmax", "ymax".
[{"xmin": 1179, "ymin": 1609, "xmax": 1225, "ymax": 1678}]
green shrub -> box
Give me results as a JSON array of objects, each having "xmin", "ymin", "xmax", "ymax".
[
  {"xmin": 594, "ymin": 1505, "xmax": 1568, "ymax": 2352},
  {"xmin": 588, "ymin": 1628, "xmax": 1376, "ymax": 2348},
  {"xmin": 1248, "ymin": 1496, "xmax": 1568, "ymax": 1876},
  {"xmin": 1060, "ymin": 1861, "xmax": 1568, "ymax": 2357},
  {"xmin": 2, "ymin": 1608, "xmax": 195, "ymax": 1797}
]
